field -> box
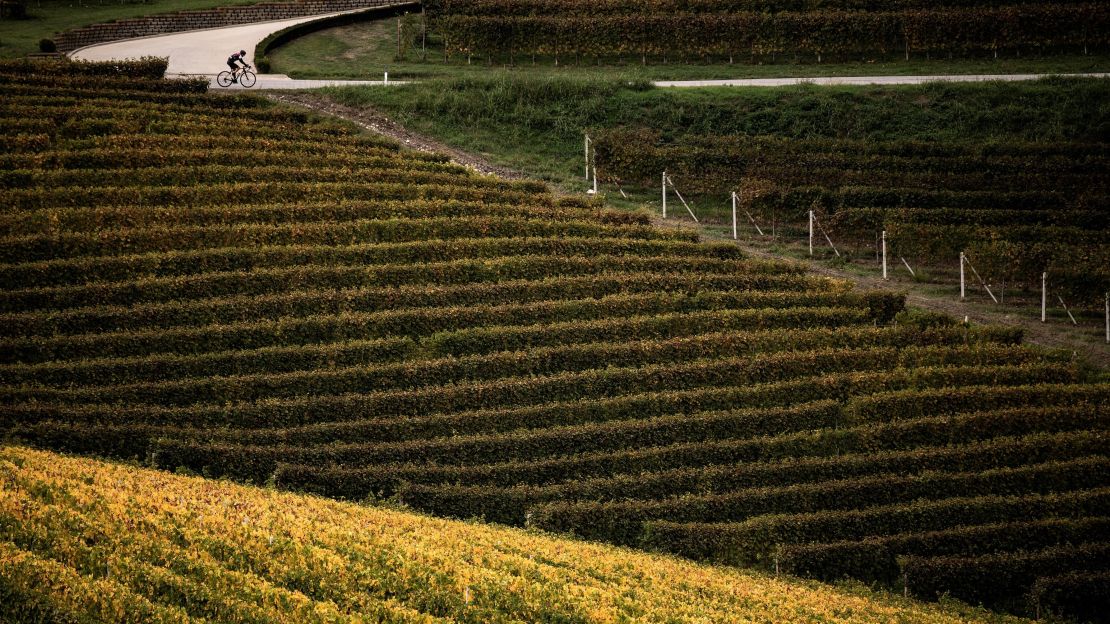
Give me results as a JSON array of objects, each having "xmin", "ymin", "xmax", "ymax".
[
  {"xmin": 1, "ymin": 58, "xmax": 1109, "ymax": 621},
  {"xmin": 0, "ymin": 445, "xmax": 1034, "ymax": 623},
  {"xmin": 423, "ymin": 0, "xmax": 1109, "ymax": 66}
]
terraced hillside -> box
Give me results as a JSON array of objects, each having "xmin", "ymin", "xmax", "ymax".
[
  {"xmin": 425, "ymin": 0, "xmax": 1108, "ymax": 64},
  {"xmin": 0, "ymin": 446, "xmax": 1031, "ymax": 623},
  {"xmin": 1, "ymin": 59, "xmax": 1109, "ymax": 619},
  {"xmin": 595, "ymin": 123, "xmax": 1110, "ymax": 308}
]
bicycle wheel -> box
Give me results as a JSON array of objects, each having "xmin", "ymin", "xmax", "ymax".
[
  {"xmin": 216, "ymin": 71, "xmax": 233, "ymax": 88},
  {"xmin": 239, "ymin": 70, "xmax": 257, "ymax": 88}
]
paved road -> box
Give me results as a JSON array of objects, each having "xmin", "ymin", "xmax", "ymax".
[
  {"xmin": 69, "ymin": 8, "xmax": 401, "ymax": 88},
  {"xmin": 70, "ymin": 12, "xmax": 1108, "ymax": 91},
  {"xmin": 654, "ymin": 73, "xmax": 1110, "ymax": 87}
]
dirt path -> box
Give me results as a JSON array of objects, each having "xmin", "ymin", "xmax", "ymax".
[
  {"xmin": 729, "ymin": 237, "xmax": 1109, "ymax": 369},
  {"xmin": 270, "ymin": 93, "xmax": 1109, "ymax": 370},
  {"xmin": 266, "ymin": 92, "xmax": 531, "ymax": 180}
]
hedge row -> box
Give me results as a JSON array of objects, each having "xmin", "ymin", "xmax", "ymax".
[
  {"xmin": 0, "ymin": 337, "xmax": 416, "ymax": 388},
  {"xmin": 901, "ymin": 542, "xmax": 1110, "ymax": 612},
  {"xmin": 90, "ymin": 342, "xmax": 1029, "ymax": 423},
  {"xmin": 0, "ymin": 158, "xmax": 475, "ymax": 191},
  {"xmin": 0, "ymin": 58, "xmax": 169, "ymax": 79},
  {"xmin": 778, "ymin": 516, "xmax": 1110, "ymax": 584},
  {"xmin": 0, "ymin": 140, "xmax": 436, "ymax": 172},
  {"xmin": 1, "ymin": 292, "xmax": 853, "ymax": 364},
  {"xmin": 50, "ymin": 129, "xmax": 400, "ymax": 155},
  {"xmin": 845, "ymin": 382, "xmax": 1110, "ymax": 422},
  {"xmin": 639, "ymin": 487, "xmax": 1110, "ymax": 566},
  {"xmin": 2, "ymin": 218, "xmax": 702, "ymax": 268},
  {"xmin": 426, "ymin": 0, "xmax": 1096, "ymax": 18},
  {"xmin": 3, "ymin": 251, "xmax": 751, "ymax": 314},
  {"xmin": 525, "ymin": 457, "xmax": 1110, "ymax": 545},
  {"xmin": 439, "ymin": 4, "xmax": 1109, "ymax": 60},
  {"xmin": 7, "ymin": 322, "xmax": 988, "ymax": 391},
  {"xmin": 0, "ymin": 234, "xmax": 714, "ymax": 291},
  {"xmin": 0, "ymin": 72, "xmax": 209, "ymax": 94},
  {"xmin": 0, "ymin": 194, "xmax": 607, "ymax": 238},
  {"xmin": 0, "ymin": 162, "xmax": 484, "ymax": 193},
  {"xmin": 16, "ymin": 326, "xmax": 948, "ymax": 406},
  {"xmin": 1030, "ymin": 571, "xmax": 1110, "ymax": 623},
  {"xmin": 3, "ymin": 276, "xmax": 847, "ymax": 346},
  {"xmin": 0, "ymin": 180, "xmax": 552, "ymax": 212},
  {"xmin": 400, "ymin": 428, "xmax": 1107, "ymax": 526},
  {"xmin": 8, "ymin": 318, "xmax": 912, "ymax": 392},
  {"xmin": 595, "ymin": 130, "xmax": 1107, "ymax": 196},
  {"xmin": 828, "ymin": 207, "xmax": 1109, "ymax": 234},
  {"xmin": 268, "ymin": 374, "xmax": 1092, "ymax": 498},
  {"xmin": 150, "ymin": 401, "xmax": 843, "ymax": 484}
]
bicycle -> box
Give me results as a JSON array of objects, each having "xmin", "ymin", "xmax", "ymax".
[{"xmin": 217, "ymin": 64, "xmax": 256, "ymax": 88}]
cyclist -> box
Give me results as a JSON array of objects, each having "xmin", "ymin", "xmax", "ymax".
[{"xmin": 227, "ymin": 49, "xmax": 250, "ymax": 83}]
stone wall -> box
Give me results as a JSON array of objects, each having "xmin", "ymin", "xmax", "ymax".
[{"xmin": 56, "ymin": 0, "xmax": 402, "ymax": 53}]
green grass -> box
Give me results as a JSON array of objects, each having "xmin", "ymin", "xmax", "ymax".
[
  {"xmin": 0, "ymin": 0, "xmax": 263, "ymax": 57},
  {"xmin": 270, "ymin": 17, "xmax": 1110, "ymax": 82},
  {"xmin": 320, "ymin": 74, "xmax": 1110, "ymax": 192}
]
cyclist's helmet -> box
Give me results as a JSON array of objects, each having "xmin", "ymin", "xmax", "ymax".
[{"xmin": 240, "ymin": 50, "xmax": 246, "ymax": 56}]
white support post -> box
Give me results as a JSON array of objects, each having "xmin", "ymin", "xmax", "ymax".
[
  {"xmin": 662, "ymin": 171, "xmax": 667, "ymax": 219},
  {"xmin": 584, "ymin": 135, "xmax": 591, "ymax": 180},
  {"xmin": 881, "ymin": 230, "xmax": 888, "ymax": 280},
  {"xmin": 591, "ymin": 166, "xmax": 598, "ymax": 194},
  {"xmin": 1042, "ymin": 272, "xmax": 1047, "ymax": 322},
  {"xmin": 900, "ymin": 257, "xmax": 916, "ymax": 277},
  {"xmin": 960, "ymin": 253, "xmax": 967, "ymax": 299},
  {"xmin": 1057, "ymin": 295, "xmax": 1078, "ymax": 325},
  {"xmin": 731, "ymin": 191, "xmax": 738, "ymax": 240},
  {"xmin": 384, "ymin": 71, "xmax": 389, "ymax": 85},
  {"xmin": 746, "ymin": 210, "xmax": 765, "ymax": 236},
  {"xmin": 808, "ymin": 210, "xmax": 814, "ymax": 256},
  {"xmin": 665, "ymin": 174, "xmax": 698, "ymax": 222},
  {"xmin": 813, "ymin": 214, "xmax": 839, "ymax": 257},
  {"xmin": 964, "ymin": 255, "xmax": 999, "ymax": 303}
]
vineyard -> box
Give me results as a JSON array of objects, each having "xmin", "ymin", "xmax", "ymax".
[
  {"xmin": 0, "ymin": 446, "xmax": 1032, "ymax": 623},
  {"xmin": 1, "ymin": 59, "xmax": 1109, "ymax": 621},
  {"xmin": 593, "ymin": 125, "xmax": 1110, "ymax": 310},
  {"xmin": 423, "ymin": 0, "xmax": 1109, "ymax": 64}
]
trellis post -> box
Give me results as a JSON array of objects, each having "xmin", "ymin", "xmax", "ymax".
[
  {"xmin": 1041, "ymin": 272, "xmax": 1047, "ymax": 322},
  {"xmin": 584, "ymin": 135, "xmax": 591, "ymax": 180},
  {"xmin": 881, "ymin": 230, "xmax": 888, "ymax": 280},
  {"xmin": 731, "ymin": 191, "xmax": 738, "ymax": 240},
  {"xmin": 808, "ymin": 210, "xmax": 814, "ymax": 256},
  {"xmin": 661, "ymin": 171, "xmax": 667, "ymax": 219},
  {"xmin": 960, "ymin": 252, "xmax": 966, "ymax": 299}
]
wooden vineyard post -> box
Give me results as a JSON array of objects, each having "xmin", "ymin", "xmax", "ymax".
[
  {"xmin": 882, "ymin": 230, "xmax": 888, "ymax": 280},
  {"xmin": 1105, "ymin": 292, "xmax": 1109, "ymax": 343},
  {"xmin": 397, "ymin": 17, "xmax": 402, "ymax": 59},
  {"xmin": 731, "ymin": 191, "xmax": 738, "ymax": 240},
  {"xmin": 662, "ymin": 171, "xmax": 667, "ymax": 219},
  {"xmin": 1042, "ymin": 272, "xmax": 1047, "ymax": 322},
  {"xmin": 592, "ymin": 166, "xmax": 598, "ymax": 195}
]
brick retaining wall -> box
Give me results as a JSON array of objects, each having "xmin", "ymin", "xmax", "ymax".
[{"xmin": 56, "ymin": 0, "xmax": 403, "ymax": 53}]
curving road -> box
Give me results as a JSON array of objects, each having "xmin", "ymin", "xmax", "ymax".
[
  {"xmin": 69, "ymin": 8, "xmax": 399, "ymax": 89},
  {"xmin": 70, "ymin": 12, "xmax": 1108, "ymax": 90}
]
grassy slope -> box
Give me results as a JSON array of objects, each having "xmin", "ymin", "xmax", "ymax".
[
  {"xmin": 318, "ymin": 75, "xmax": 1110, "ymax": 190},
  {"xmin": 269, "ymin": 18, "xmax": 1110, "ymax": 81},
  {"xmin": 0, "ymin": 0, "xmax": 267, "ymax": 58},
  {"xmin": 0, "ymin": 445, "xmax": 1029, "ymax": 624}
]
